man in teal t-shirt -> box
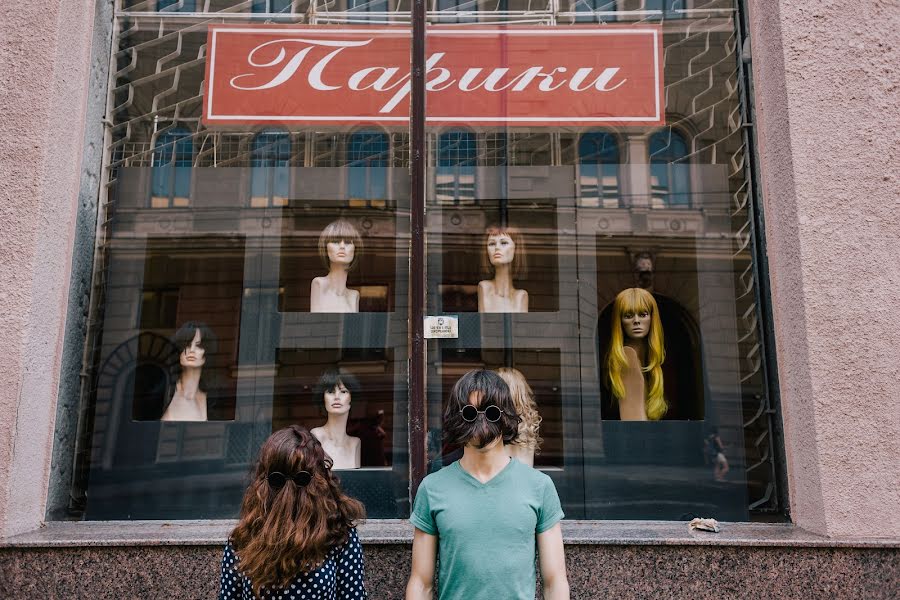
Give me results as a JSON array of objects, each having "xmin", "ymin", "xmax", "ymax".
[{"xmin": 406, "ymin": 369, "xmax": 570, "ymax": 600}]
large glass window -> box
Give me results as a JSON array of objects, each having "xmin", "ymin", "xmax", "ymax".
[{"xmin": 60, "ymin": 0, "xmax": 781, "ymax": 523}]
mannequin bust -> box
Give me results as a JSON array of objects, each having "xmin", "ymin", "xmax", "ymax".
[
  {"xmin": 605, "ymin": 288, "xmax": 667, "ymax": 421},
  {"xmin": 311, "ymin": 219, "xmax": 362, "ymax": 313},
  {"xmin": 477, "ymin": 225, "xmax": 529, "ymax": 313},
  {"xmin": 497, "ymin": 367, "xmax": 543, "ymax": 467},
  {"xmin": 311, "ymin": 369, "xmax": 362, "ymax": 469},
  {"xmin": 161, "ymin": 321, "xmax": 216, "ymax": 422}
]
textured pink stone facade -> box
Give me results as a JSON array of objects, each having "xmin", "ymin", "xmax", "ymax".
[
  {"xmin": 748, "ymin": 0, "xmax": 900, "ymax": 537},
  {"xmin": 0, "ymin": 1, "xmax": 95, "ymax": 537},
  {"xmin": 0, "ymin": 0, "xmax": 898, "ymax": 541}
]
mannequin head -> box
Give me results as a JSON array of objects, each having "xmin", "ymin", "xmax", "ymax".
[
  {"xmin": 443, "ymin": 369, "xmax": 521, "ymax": 450},
  {"xmin": 605, "ymin": 288, "xmax": 666, "ymax": 420},
  {"xmin": 481, "ymin": 225, "xmax": 527, "ymax": 279},
  {"xmin": 633, "ymin": 252, "xmax": 655, "ymax": 290},
  {"xmin": 318, "ymin": 219, "xmax": 362, "ymax": 271},
  {"xmin": 313, "ymin": 369, "xmax": 361, "ymax": 419},
  {"xmin": 172, "ymin": 321, "xmax": 217, "ymax": 390},
  {"xmin": 496, "ymin": 368, "xmax": 542, "ymax": 451}
]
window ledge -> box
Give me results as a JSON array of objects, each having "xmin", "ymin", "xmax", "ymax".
[{"xmin": 2, "ymin": 520, "xmax": 898, "ymax": 549}]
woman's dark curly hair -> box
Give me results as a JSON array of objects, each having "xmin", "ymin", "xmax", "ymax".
[
  {"xmin": 443, "ymin": 369, "xmax": 521, "ymax": 449},
  {"xmin": 230, "ymin": 425, "xmax": 365, "ymax": 596}
]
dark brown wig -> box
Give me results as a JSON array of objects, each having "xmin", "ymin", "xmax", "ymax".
[
  {"xmin": 171, "ymin": 321, "xmax": 218, "ymax": 392},
  {"xmin": 230, "ymin": 425, "xmax": 365, "ymax": 595},
  {"xmin": 443, "ymin": 369, "xmax": 521, "ymax": 449}
]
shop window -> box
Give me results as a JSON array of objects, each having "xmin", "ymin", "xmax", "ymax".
[
  {"xmin": 436, "ymin": 130, "xmax": 477, "ymax": 206},
  {"xmin": 650, "ymin": 128, "xmax": 691, "ymax": 207},
  {"xmin": 60, "ymin": 2, "xmax": 783, "ymax": 524},
  {"xmin": 574, "ymin": 0, "xmax": 618, "ymax": 23},
  {"xmin": 577, "ymin": 131, "xmax": 621, "ymax": 208},
  {"xmin": 150, "ymin": 127, "xmax": 193, "ymax": 208},
  {"xmin": 250, "ymin": 130, "xmax": 291, "ymax": 208},
  {"xmin": 157, "ymin": 0, "xmax": 197, "ymax": 11},
  {"xmin": 347, "ymin": 131, "xmax": 389, "ymax": 208}
]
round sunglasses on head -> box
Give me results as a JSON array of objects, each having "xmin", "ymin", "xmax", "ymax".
[
  {"xmin": 267, "ymin": 470, "xmax": 312, "ymax": 489},
  {"xmin": 460, "ymin": 404, "xmax": 504, "ymax": 423}
]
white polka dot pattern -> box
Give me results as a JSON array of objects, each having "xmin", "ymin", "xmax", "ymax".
[{"xmin": 217, "ymin": 527, "xmax": 367, "ymax": 599}]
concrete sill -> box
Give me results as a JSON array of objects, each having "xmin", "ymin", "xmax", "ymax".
[{"xmin": 2, "ymin": 520, "xmax": 898, "ymax": 549}]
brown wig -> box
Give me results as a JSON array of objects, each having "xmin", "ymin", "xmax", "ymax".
[
  {"xmin": 318, "ymin": 219, "xmax": 363, "ymax": 270},
  {"xmin": 480, "ymin": 225, "xmax": 527, "ymax": 279},
  {"xmin": 443, "ymin": 369, "xmax": 522, "ymax": 449},
  {"xmin": 230, "ymin": 425, "xmax": 365, "ymax": 596},
  {"xmin": 312, "ymin": 368, "xmax": 361, "ymax": 411}
]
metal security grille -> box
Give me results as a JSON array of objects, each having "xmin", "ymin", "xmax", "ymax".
[{"xmin": 73, "ymin": 0, "xmax": 783, "ymax": 518}]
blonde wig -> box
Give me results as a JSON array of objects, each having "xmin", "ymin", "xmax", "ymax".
[
  {"xmin": 605, "ymin": 288, "xmax": 667, "ymax": 420},
  {"xmin": 481, "ymin": 225, "xmax": 527, "ymax": 279},
  {"xmin": 497, "ymin": 367, "xmax": 543, "ymax": 451},
  {"xmin": 318, "ymin": 219, "xmax": 362, "ymax": 270}
]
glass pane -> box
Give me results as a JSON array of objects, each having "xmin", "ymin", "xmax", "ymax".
[
  {"xmin": 423, "ymin": 4, "xmax": 778, "ymax": 520},
  {"xmin": 70, "ymin": 3, "xmax": 412, "ymax": 519}
]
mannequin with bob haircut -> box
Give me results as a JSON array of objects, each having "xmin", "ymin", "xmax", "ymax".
[
  {"xmin": 477, "ymin": 225, "xmax": 529, "ymax": 313},
  {"xmin": 220, "ymin": 425, "xmax": 367, "ymax": 598},
  {"xmin": 161, "ymin": 321, "xmax": 218, "ymax": 421},
  {"xmin": 311, "ymin": 369, "xmax": 362, "ymax": 469},
  {"xmin": 496, "ymin": 368, "xmax": 543, "ymax": 467},
  {"xmin": 605, "ymin": 287, "xmax": 667, "ymax": 420},
  {"xmin": 311, "ymin": 219, "xmax": 363, "ymax": 313}
]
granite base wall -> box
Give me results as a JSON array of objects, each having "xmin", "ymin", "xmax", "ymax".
[{"xmin": 0, "ymin": 544, "xmax": 897, "ymax": 600}]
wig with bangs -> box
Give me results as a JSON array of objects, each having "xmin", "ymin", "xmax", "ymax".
[
  {"xmin": 605, "ymin": 287, "xmax": 667, "ymax": 420},
  {"xmin": 229, "ymin": 425, "xmax": 365, "ymax": 596},
  {"xmin": 171, "ymin": 321, "xmax": 218, "ymax": 393},
  {"xmin": 318, "ymin": 219, "xmax": 363, "ymax": 270},
  {"xmin": 481, "ymin": 225, "xmax": 527, "ymax": 279},
  {"xmin": 443, "ymin": 369, "xmax": 522, "ymax": 449},
  {"xmin": 497, "ymin": 367, "xmax": 543, "ymax": 452},
  {"xmin": 313, "ymin": 368, "xmax": 361, "ymax": 409}
]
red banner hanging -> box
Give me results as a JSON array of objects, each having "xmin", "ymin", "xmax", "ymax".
[{"xmin": 203, "ymin": 25, "xmax": 663, "ymax": 127}]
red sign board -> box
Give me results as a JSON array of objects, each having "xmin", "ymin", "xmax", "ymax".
[{"xmin": 203, "ymin": 25, "xmax": 663, "ymax": 126}]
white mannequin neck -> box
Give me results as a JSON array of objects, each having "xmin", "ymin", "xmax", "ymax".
[{"xmin": 490, "ymin": 264, "xmax": 515, "ymax": 297}]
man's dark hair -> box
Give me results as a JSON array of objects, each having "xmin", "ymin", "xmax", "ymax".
[
  {"xmin": 313, "ymin": 368, "xmax": 361, "ymax": 405},
  {"xmin": 443, "ymin": 369, "xmax": 521, "ymax": 449}
]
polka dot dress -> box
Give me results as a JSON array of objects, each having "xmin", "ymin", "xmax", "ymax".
[{"xmin": 218, "ymin": 527, "xmax": 367, "ymax": 599}]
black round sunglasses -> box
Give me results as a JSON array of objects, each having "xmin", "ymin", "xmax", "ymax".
[
  {"xmin": 267, "ymin": 470, "xmax": 312, "ymax": 490},
  {"xmin": 460, "ymin": 404, "xmax": 504, "ymax": 423}
]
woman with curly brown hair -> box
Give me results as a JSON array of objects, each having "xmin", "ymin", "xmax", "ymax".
[{"xmin": 218, "ymin": 425, "xmax": 367, "ymax": 599}]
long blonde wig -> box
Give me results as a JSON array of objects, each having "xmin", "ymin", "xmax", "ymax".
[
  {"xmin": 496, "ymin": 367, "xmax": 543, "ymax": 451},
  {"xmin": 605, "ymin": 288, "xmax": 667, "ymax": 420}
]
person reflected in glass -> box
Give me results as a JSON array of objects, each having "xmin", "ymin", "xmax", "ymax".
[
  {"xmin": 477, "ymin": 225, "xmax": 529, "ymax": 313},
  {"xmin": 218, "ymin": 425, "xmax": 367, "ymax": 599},
  {"xmin": 161, "ymin": 321, "xmax": 217, "ymax": 422},
  {"xmin": 497, "ymin": 367, "xmax": 543, "ymax": 467},
  {"xmin": 406, "ymin": 369, "xmax": 569, "ymax": 600},
  {"xmin": 311, "ymin": 369, "xmax": 362, "ymax": 469},
  {"xmin": 605, "ymin": 288, "xmax": 667, "ymax": 421},
  {"xmin": 311, "ymin": 219, "xmax": 362, "ymax": 313}
]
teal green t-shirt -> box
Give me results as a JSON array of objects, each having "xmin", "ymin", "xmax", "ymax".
[{"xmin": 410, "ymin": 458, "xmax": 564, "ymax": 600}]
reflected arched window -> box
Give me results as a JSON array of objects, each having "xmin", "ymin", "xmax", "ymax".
[
  {"xmin": 578, "ymin": 132, "xmax": 620, "ymax": 208},
  {"xmin": 151, "ymin": 127, "xmax": 193, "ymax": 208},
  {"xmin": 436, "ymin": 131, "xmax": 477, "ymax": 206},
  {"xmin": 157, "ymin": 0, "xmax": 196, "ymax": 11},
  {"xmin": 250, "ymin": 130, "xmax": 292, "ymax": 208},
  {"xmin": 645, "ymin": 0, "xmax": 686, "ymax": 20},
  {"xmin": 649, "ymin": 128, "xmax": 691, "ymax": 207},
  {"xmin": 348, "ymin": 130, "xmax": 389, "ymax": 206},
  {"xmin": 574, "ymin": 0, "xmax": 618, "ymax": 23},
  {"xmin": 348, "ymin": 0, "xmax": 388, "ymax": 16},
  {"xmin": 435, "ymin": 0, "xmax": 477, "ymax": 23},
  {"xmin": 251, "ymin": 0, "xmax": 293, "ymax": 12}
]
